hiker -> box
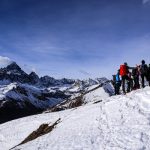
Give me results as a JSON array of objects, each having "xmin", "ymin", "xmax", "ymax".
[
  {"xmin": 132, "ymin": 65, "xmax": 140, "ymax": 90},
  {"xmin": 140, "ymin": 60, "xmax": 148, "ymax": 88},
  {"xmin": 120, "ymin": 62, "xmax": 134, "ymax": 94},
  {"xmin": 114, "ymin": 70, "xmax": 121, "ymax": 95},
  {"xmin": 127, "ymin": 72, "xmax": 133, "ymax": 92},
  {"xmin": 147, "ymin": 64, "xmax": 150, "ymax": 86}
]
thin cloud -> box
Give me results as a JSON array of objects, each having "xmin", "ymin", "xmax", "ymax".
[
  {"xmin": 22, "ymin": 64, "xmax": 37, "ymax": 74},
  {"xmin": 0, "ymin": 56, "xmax": 13, "ymax": 68},
  {"xmin": 79, "ymin": 70, "xmax": 91, "ymax": 76},
  {"xmin": 142, "ymin": 0, "xmax": 150, "ymax": 4}
]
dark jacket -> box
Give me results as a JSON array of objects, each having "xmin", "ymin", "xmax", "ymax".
[{"xmin": 125, "ymin": 66, "xmax": 135, "ymax": 75}]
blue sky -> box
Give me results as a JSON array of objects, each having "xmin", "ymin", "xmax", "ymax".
[{"xmin": 0, "ymin": 0, "xmax": 150, "ymax": 79}]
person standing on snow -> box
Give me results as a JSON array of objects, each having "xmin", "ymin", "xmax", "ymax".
[
  {"xmin": 120, "ymin": 62, "xmax": 134, "ymax": 94},
  {"xmin": 140, "ymin": 60, "xmax": 148, "ymax": 88},
  {"xmin": 114, "ymin": 70, "xmax": 121, "ymax": 95},
  {"xmin": 147, "ymin": 64, "xmax": 150, "ymax": 86},
  {"xmin": 132, "ymin": 65, "xmax": 140, "ymax": 90}
]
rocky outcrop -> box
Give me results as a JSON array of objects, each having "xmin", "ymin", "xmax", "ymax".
[{"xmin": 11, "ymin": 118, "xmax": 61, "ymax": 149}]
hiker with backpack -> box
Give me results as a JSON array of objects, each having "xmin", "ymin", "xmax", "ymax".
[
  {"xmin": 140, "ymin": 60, "xmax": 148, "ymax": 88},
  {"xmin": 120, "ymin": 62, "xmax": 134, "ymax": 94},
  {"xmin": 114, "ymin": 70, "xmax": 121, "ymax": 95},
  {"xmin": 132, "ymin": 65, "xmax": 140, "ymax": 90}
]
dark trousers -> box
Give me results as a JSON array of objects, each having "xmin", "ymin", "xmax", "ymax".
[
  {"xmin": 141, "ymin": 74, "xmax": 148, "ymax": 88},
  {"xmin": 133, "ymin": 76, "xmax": 140, "ymax": 89},
  {"xmin": 127, "ymin": 79, "xmax": 133, "ymax": 93},
  {"xmin": 122, "ymin": 75, "xmax": 129, "ymax": 93},
  {"xmin": 115, "ymin": 82, "xmax": 121, "ymax": 95}
]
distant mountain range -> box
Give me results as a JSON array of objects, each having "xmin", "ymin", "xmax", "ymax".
[
  {"xmin": 0, "ymin": 62, "xmax": 75, "ymax": 86},
  {"xmin": 0, "ymin": 62, "xmax": 114, "ymax": 124}
]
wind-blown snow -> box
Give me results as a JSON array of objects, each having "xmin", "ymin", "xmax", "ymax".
[{"xmin": 1, "ymin": 87, "xmax": 150, "ymax": 150}]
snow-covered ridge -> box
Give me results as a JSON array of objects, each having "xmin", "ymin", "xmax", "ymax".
[
  {"xmin": 1, "ymin": 87, "xmax": 150, "ymax": 150},
  {"xmin": 0, "ymin": 62, "xmax": 113, "ymax": 124}
]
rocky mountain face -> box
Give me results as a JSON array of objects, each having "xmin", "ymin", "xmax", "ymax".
[
  {"xmin": 0, "ymin": 83, "xmax": 70, "ymax": 123},
  {"xmin": 0, "ymin": 62, "xmax": 30, "ymax": 83},
  {"xmin": 0, "ymin": 62, "xmax": 113, "ymax": 124},
  {"xmin": 29, "ymin": 72, "xmax": 40, "ymax": 85}
]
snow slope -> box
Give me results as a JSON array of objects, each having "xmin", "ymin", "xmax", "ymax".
[
  {"xmin": 0, "ymin": 83, "xmax": 17, "ymax": 100},
  {"xmin": 0, "ymin": 83, "xmax": 65, "ymax": 109},
  {"xmin": 83, "ymin": 85, "xmax": 110, "ymax": 103},
  {"xmin": 1, "ymin": 87, "xmax": 150, "ymax": 150}
]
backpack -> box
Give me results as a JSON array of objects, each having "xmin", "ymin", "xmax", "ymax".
[
  {"xmin": 132, "ymin": 68, "xmax": 137, "ymax": 77},
  {"xmin": 120, "ymin": 65, "xmax": 127, "ymax": 76},
  {"xmin": 140, "ymin": 64, "xmax": 148, "ymax": 75},
  {"xmin": 115, "ymin": 74, "xmax": 121, "ymax": 86},
  {"xmin": 116, "ymin": 74, "xmax": 120, "ymax": 82}
]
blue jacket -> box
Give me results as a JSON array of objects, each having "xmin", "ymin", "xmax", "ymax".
[{"xmin": 116, "ymin": 73, "xmax": 121, "ymax": 83}]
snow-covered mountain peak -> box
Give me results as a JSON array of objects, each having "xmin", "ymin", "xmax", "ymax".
[
  {"xmin": 29, "ymin": 72, "xmax": 40, "ymax": 84},
  {"xmin": 29, "ymin": 71, "xmax": 39, "ymax": 77}
]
